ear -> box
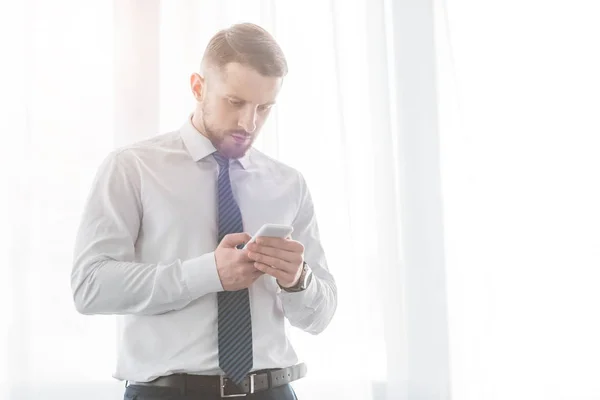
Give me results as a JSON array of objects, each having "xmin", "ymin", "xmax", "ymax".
[{"xmin": 190, "ymin": 73, "xmax": 205, "ymax": 102}]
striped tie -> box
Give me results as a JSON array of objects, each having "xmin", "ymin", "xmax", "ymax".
[{"xmin": 213, "ymin": 152, "xmax": 253, "ymax": 385}]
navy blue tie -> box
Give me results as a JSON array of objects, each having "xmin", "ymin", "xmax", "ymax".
[{"xmin": 213, "ymin": 152, "xmax": 253, "ymax": 385}]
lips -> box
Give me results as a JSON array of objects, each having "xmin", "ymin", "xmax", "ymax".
[{"xmin": 231, "ymin": 133, "xmax": 250, "ymax": 143}]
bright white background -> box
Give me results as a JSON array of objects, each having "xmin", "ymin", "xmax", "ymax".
[
  {"xmin": 1, "ymin": 0, "xmax": 599, "ymax": 399},
  {"xmin": 437, "ymin": 1, "xmax": 600, "ymax": 399}
]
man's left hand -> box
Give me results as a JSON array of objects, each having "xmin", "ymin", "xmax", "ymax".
[{"xmin": 245, "ymin": 237, "xmax": 304, "ymax": 288}]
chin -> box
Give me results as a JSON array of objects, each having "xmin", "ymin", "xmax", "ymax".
[{"xmin": 218, "ymin": 142, "xmax": 251, "ymax": 159}]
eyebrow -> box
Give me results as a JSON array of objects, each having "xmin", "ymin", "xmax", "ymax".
[{"xmin": 226, "ymin": 95, "xmax": 275, "ymax": 107}]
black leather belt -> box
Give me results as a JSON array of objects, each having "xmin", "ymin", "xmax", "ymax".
[{"xmin": 129, "ymin": 363, "xmax": 307, "ymax": 398}]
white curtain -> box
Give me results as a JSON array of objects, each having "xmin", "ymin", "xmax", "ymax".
[
  {"xmin": 11, "ymin": 0, "xmax": 598, "ymax": 399},
  {"xmin": 1, "ymin": 1, "xmax": 451, "ymax": 399},
  {"xmin": 436, "ymin": 0, "xmax": 600, "ymax": 399}
]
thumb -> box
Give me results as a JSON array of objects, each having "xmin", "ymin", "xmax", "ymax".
[{"xmin": 219, "ymin": 232, "xmax": 252, "ymax": 248}]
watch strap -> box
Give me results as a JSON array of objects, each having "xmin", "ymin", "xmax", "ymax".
[{"xmin": 280, "ymin": 262, "xmax": 310, "ymax": 292}]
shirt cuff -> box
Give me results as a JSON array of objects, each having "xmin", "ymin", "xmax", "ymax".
[
  {"xmin": 181, "ymin": 252, "xmax": 224, "ymax": 299},
  {"xmin": 278, "ymin": 275, "xmax": 319, "ymax": 312}
]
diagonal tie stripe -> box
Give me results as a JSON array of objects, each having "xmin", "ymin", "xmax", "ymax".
[{"xmin": 213, "ymin": 152, "xmax": 253, "ymax": 385}]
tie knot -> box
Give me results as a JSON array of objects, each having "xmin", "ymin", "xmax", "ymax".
[{"xmin": 213, "ymin": 152, "xmax": 229, "ymax": 167}]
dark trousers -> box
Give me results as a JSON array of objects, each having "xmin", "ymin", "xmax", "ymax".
[{"xmin": 123, "ymin": 383, "xmax": 298, "ymax": 399}]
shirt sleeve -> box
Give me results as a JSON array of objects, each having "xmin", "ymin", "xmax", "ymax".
[
  {"xmin": 278, "ymin": 171, "xmax": 338, "ymax": 334},
  {"xmin": 71, "ymin": 150, "xmax": 223, "ymax": 316}
]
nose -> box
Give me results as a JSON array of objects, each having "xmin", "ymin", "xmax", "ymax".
[{"xmin": 238, "ymin": 107, "xmax": 257, "ymax": 133}]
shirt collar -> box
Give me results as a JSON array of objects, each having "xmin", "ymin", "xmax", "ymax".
[{"xmin": 179, "ymin": 116, "xmax": 251, "ymax": 169}]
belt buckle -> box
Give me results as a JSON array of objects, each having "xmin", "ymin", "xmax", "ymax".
[{"xmin": 219, "ymin": 374, "xmax": 255, "ymax": 398}]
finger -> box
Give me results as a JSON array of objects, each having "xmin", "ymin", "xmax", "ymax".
[
  {"xmin": 247, "ymin": 251, "xmax": 298, "ymax": 273},
  {"xmin": 253, "ymin": 262, "xmax": 293, "ymax": 282},
  {"xmin": 255, "ymin": 237, "xmax": 304, "ymax": 253},
  {"xmin": 246, "ymin": 244, "xmax": 299, "ymax": 264},
  {"xmin": 220, "ymin": 232, "xmax": 252, "ymax": 248}
]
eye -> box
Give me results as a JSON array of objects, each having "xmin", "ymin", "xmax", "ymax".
[
  {"xmin": 258, "ymin": 104, "xmax": 273, "ymax": 112},
  {"xmin": 228, "ymin": 98, "xmax": 244, "ymax": 107}
]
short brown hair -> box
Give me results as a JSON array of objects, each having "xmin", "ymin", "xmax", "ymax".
[{"xmin": 201, "ymin": 23, "xmax": 288, "ymax": 77}]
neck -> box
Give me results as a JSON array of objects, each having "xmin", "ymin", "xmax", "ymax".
[{"xmin": 191, "ymin": 112, "xmax": 208, "ymax": 139}]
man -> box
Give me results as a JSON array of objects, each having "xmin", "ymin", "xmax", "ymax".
[{"xmin": 71, "ymin": 23, "xmax": 337, "ymax": 399}]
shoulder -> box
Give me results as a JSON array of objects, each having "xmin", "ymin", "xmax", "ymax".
[
  {"xmin": 96, "ymin": 131, "xmax": 185, "ymax": 175},
  {"xmin": 248, "ymin": 147, "xmax": 307, "ymax": 186},
  {"xmin": 111, "ymin": 131, "xmax": 182, "ymax": 163},
  {"xmin": 94, "ymin": 131, "xmax": 184, "ymax": 187}
]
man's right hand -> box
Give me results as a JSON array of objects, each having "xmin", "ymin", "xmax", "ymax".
[{"xmin": 215, "ymin": 233, "xmax": 265, "ymax": 291}]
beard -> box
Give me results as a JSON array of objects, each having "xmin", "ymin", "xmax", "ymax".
[{"xmin": 202, "ymin": 111, "xmax": 253, "ymax": 160}]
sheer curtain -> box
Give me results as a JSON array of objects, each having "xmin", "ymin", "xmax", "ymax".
[
  {"xmin": 1, "ymin": 1, "xmax": 452, "ymax": 399},
  {"xmin": 436, "ymin": 0, "xmax": 600, "ymax": 399},
  {"xmin": 3, "ymin": 0, "xmax": 596, "ymax": 399}
]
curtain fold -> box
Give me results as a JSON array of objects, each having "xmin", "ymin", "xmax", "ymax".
[{"xmin": 384, "ymin": 0, "xmax": 451, "ymax": 398}]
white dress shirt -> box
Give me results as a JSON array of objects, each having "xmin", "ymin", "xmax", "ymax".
[{"xmin": 71, "ymin": 118, "xmax": 337, "ymax": 383}]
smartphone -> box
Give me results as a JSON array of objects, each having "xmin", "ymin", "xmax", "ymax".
[{"xmin": 241, "ymin": 223, "xmax": 294, "ymax": 250}]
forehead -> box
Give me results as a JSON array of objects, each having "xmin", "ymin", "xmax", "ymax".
[{"xmin": 213, "ymin": 62, "xmax": 282, "ymax": 104}]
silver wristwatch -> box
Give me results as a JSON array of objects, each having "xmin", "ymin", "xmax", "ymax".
[{"xmin": 279, "ymin": 262, "xmax": 313, "ymax": 292}]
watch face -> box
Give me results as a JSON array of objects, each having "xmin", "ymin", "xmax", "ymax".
[{"xmin": 301, "ymin": 264, "xmax": 312, "ymax": 288}]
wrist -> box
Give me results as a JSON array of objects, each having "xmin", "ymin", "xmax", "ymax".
[
  {"xmin": 278, "ymin": 275, "xmax": 301, "ymax": 289},
  {"xmin": 278, "ymin": 262, "xmax": 312, "ymax": 292}
]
